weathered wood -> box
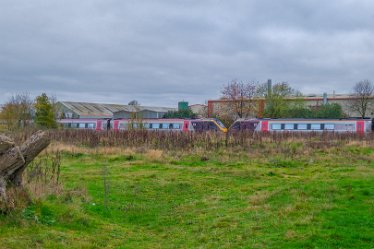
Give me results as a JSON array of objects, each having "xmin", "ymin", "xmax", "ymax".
[
  {"xmin": 0, "ymin": 146, "xmax": 25, "ymax": 175},
  {"xmin": 0, "ymin": 177, "xmax": 6, "ymax": 201},
  {"xmin": 11, "ymin": 131, "xmax": 50, "ymax": 186},
  {"xmin": 0, "ymin": 131, "xmax": 50, "ymax": 200},
  {"xmin": 0, "ymin": 135, "xmax": 14, "ymax": 155}
]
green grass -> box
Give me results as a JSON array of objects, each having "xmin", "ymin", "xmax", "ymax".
[{"xmin": 1, "ymin": 145, "xmax": 374, "ymax": 248}]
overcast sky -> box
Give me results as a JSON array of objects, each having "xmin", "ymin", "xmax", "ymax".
[{"xmin": 1, "ymin": 0, "xmax": 374, "ymax": 107}]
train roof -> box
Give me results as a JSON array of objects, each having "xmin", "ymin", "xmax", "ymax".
[
  {"xmin": 58, "ymin": 118, "xmax": 221, "ymax": 122},
  {"xmin": 235, "ymin": 118, "xmax": 371, "ymax": 122}
]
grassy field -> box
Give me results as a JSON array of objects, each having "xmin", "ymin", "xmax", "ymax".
[{"xmin": 0, "ymin": 141, "xmax": 374, "ymax": 248}]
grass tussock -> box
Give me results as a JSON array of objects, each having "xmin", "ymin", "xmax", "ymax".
[{"xmin": 145, "ymin": 149, "xmax": 164, "ymax": 162}]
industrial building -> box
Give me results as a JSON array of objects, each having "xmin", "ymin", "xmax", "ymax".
[
  {"xmin": 189, "ymin": 104, "xmax": 207, "ymax": 117},
  {"xmin": 113, "ymin": 106, "xmax": 176, "ymax": 119},
  {"xmin": 57, "ymin": 101, "xmax": 176, "ymax": 119},
  {"xmin": 207, "ymin": 94, "xmax": 374, "ymax": 118}
]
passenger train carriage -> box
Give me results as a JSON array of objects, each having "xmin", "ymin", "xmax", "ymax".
[
  {"xmin": 229, "ymin": 118, "xmax": 373, "ymax": 133},
  {"xmin": 58, "ymin": 118, "xmax": 228, "ymax": 133}
]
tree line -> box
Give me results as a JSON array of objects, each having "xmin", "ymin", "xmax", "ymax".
[
  {"xmin": 1, "ymin": 80, "xmax": 373, "ymax": 131},
  {"xmin": 0, "ymin": 93, "xmax": 57, "ymax": 131}
]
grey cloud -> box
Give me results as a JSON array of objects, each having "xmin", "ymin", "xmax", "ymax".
[{"xmin": 1, "ymin": 0, "xmax": 374, "ymax": 106}]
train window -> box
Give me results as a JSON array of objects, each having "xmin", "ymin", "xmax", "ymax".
[
  {"xmin": 284, "ymin": 124, "xmax": 294, "ymax": 130},
  {"xmin": 87, "ymin": 123, "xmax": 96, "ymax": 129},
  {"xmin": 144, "ymin": 123, "xmax": 150, "ymax": 129},
  {"xmin": 311, "ymin": 124, "xmax": 321, "ymax": 130},
  {"xmin": 214, "ymin": 119, "xmax": 226, "ymax": 128},
  {"xmin": 119, "ymin": 123, "xmax": 128, "ymax": 129},
  {"xmin": 133, "ymin": 123, "xmax": 138, "ymax": 129},
  {"xmin": 192, "ymin": 121, "xmax": 203, "ymax": 131},
  {"xmin": 242, "ymin": 122, "xmax": 258, "ymax": 131},
  {"xmin": 297, "ymin": 124, "xmax": 307, "ymax": 130},
  {"xmin": 231, "ymin": 122, "xmax": 240, "ymax": 130},
  {"xmin": 271, "ymin": 124, "xmax": 282, "ymax": 130},
  {"xmin": 79, "ymin": 123, "xmax": 86, "ymax": 129},
  {"xmin": 71, "ymin": 123, "xmax": 79, "ymax": 128},
  {"xmin": 335, "ymin": 124, "xmax": 353, "ymax": 131},
  {"xmin": 172, "ymin": 123, "xmax": 181, "ymax": 129},
  {"xmin": 63, "ymin": 123, "xmax": 71, "ymax": 128},
  {"xmin": 209, "ymin": 122, "xmax": 217, "ymax": 131},
  {"xmin": 162, "ymin": 123, "xmax": 169, "ymax": 129},
  {"xmin": 345, "ymin": 124, "xmax": 355, "ymax": 131}
]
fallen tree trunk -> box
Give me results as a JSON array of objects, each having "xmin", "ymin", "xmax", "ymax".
[
  {"xmin": 0, "ymin": 131, "xmax": 50, "ymax": 201},
  {"xmin": 0, "ymin": 135, "xmax": 14, "ymax": 154}
]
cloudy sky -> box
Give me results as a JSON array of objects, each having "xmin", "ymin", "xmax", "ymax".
[{"xmin": 1, "ymin": 0, "xmax": 373, "ymax": 107}]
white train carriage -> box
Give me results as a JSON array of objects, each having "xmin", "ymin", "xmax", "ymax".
[
  {"xmin": 230, "ymin": 118, "xmax": 372, "ymax": 133},
  {"xmin": 58, "ymin": 118, "xmax": 228, "ymax": 133}
]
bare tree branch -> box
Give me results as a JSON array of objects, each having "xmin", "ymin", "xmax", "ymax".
[
  {"xmin": 221, "ymin": 80, "xmax": 257, "ymax": 118},
  {"xmin": 349, "ymin": 80, "xmax": 374, "ymax": 118}
]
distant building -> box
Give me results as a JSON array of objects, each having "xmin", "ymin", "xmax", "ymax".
[
  {"xmin": 57, "ymin": 101, "xmax": 176, "ymax": 119},
  {"xmin": 208, "ymin": 94, "xmax": 374, "ymax": 118},
  {"xmin": 189, "ymin": 104, "xmax": 207, "ymax": 117},
  {"xmin": 113, "ymin": 106, "xmax": 176, "ymax": 119}
]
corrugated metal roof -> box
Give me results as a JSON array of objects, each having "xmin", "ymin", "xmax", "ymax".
[
  {"xmin": 139, "ymin": 106, "xmax": 176, "ymax": 113},
  {"xmin": 58, "ymin": 101, "xmax": 176, "ymax": 118},
  {"xmin": 113, "ymin": 106, "xmax": 176, "ymax": 114}
]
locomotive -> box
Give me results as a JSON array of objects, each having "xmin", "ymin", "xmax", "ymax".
[
  {"xmin": 58, "ymin": 118, "xmax": 228, "ymax": 133},
  {"xmin": 229, "ymin": 118, "xmax": 373, "ymax": 133}
]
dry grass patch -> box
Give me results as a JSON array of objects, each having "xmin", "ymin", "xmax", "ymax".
[
  {"xmin": 249, "ymin": 191, "xmax": 272, "ymax": 206},
  {"xmin": 145, "ymin": 149, "xmax": 164, "ymax": 162},
  {"xmin": 46, "ymin": 142, "xmax": 137, "ymax": 156},
  {"xmin": 26, "ymin": 182, "xmax": 63, "ymax": 200}
]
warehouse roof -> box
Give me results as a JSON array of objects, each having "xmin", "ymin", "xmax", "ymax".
[{"xmin": 58, "ymin": 101, "xmax": 176, "ymax": 118}]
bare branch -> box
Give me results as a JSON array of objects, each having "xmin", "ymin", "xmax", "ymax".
[
  {"xmin": 221, "ymin": 80, "xmax": 257, "ymax": 118},
  {"xmin": 348, "ymin": 80, "xmax": 374, "ymax": 118}
]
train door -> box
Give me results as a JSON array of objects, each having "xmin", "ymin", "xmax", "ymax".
[
  {"xmin": 357, "ymin": 121, "xmax": 365, "ymax": 133},
  {"xmin": 261, "ymin": 121, "xmax": 269, "ymax": 132},
  {"xmin": 113, "ymin": 120, "xmax": 120, "ymax": 131},
  {"xmin": 96, "ymin": 120, "xmax": 102, "ymax": 131},
  {"xmin": 203, "ymin": 121, "xmax": 211, "ymax": 131},
  {"xmin": 183, "ymin": 120, "xmax": 189, "ymax": 132},
  {"xmin": 107, "ymin": 119, "xmax": 111, "ymax": 130}
]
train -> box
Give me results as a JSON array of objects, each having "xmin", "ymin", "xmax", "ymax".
[
  {"xmin": 58, "ymin": 117, "xmax": 374, "ymax": 134},
  {"xmin": 58, "ymin": 118, "xmax": 228, "ymax": 133},
  {"xmin": 229, "ymin": 118, "xmax": 373, "ymax": 133}
]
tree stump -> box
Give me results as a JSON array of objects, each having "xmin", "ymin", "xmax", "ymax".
[{"xmin": 0, "ymin": 131, "xmax": 50, "ymax": 201}]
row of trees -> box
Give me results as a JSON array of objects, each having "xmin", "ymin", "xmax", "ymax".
[
  {"xmin": 219, "ymin": 79, "xmax": 373, "ymax": 124},
  {"xmin": 0, "ymin": 93, "xmax": 57, "ymax": 131}
]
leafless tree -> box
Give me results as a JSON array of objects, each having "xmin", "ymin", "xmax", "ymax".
[
  {"xmin": 221, "ymin": 80, "xmax": 257, "ymax": 118},
  {"xmin": 349, "ymin": 80, "xmax": 374, "ymax": 118},
  {"xmin": 0, "ymin": 93, "xmax": 33, "ymax": 130}
]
